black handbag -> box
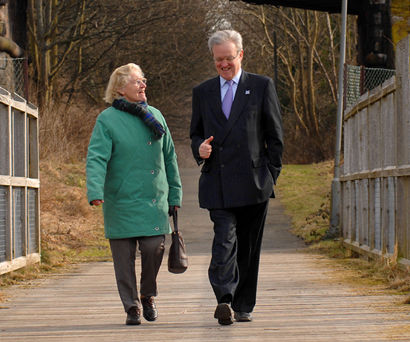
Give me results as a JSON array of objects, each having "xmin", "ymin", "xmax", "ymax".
[{"xmin": 168, "ymin": 210, "xmax": 188, "ymax": 273}]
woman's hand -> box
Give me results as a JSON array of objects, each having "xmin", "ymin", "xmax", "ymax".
[{"xmin": 91, "ymin": 199, "xmax": 104, "ymax": 206}]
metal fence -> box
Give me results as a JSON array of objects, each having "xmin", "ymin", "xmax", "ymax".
[
  {"xmin": 344, "ymin": 64, "xmax": 396, "ymax": 109},
  {"xmin": 0, "ymin": 56, "xmax": 26, "ymax": 97},
  {"xmin": 0, "ymin": 87, "xmax": 40, "ymax": 275}
]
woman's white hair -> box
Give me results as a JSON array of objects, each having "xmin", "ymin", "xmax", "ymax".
[
  {"xmin": 104, "ymin": 63, "xmax": 143, "ymax": 103},
  {"xmin": 208, "ymin": 30, "xmax": 243, "ymax": 53}
]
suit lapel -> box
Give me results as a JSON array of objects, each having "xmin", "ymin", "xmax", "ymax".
[
  {"xmin": 220, "ymin": 71, "xmax": 250, "ymax": 143},
  {"xmin": 207, "ymin": 77, "xmax": 227, "ymax": 127}
]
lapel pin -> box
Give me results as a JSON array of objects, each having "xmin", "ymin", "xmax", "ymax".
[{"xmin": 245, "ymin": 90, "xmax": 250, "ymax": 95}]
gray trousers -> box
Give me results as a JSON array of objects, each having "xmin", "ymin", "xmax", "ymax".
[{"xmin": 109, "ymin": 235, "xmax": 165, "ymax": 313}]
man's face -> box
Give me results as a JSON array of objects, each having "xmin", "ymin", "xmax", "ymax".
[{"xmin": 212, "ymin": 41, "xmax": 243, "ymax": 81}]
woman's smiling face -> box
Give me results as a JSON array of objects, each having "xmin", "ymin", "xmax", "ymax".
[{"xmin": 119, "ymin": 70, "xmax": 147, "ymax": 103}]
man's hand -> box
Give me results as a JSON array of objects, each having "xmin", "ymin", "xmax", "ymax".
[
  {"xmin": 91, "ymin": 199, "xmax": 104, "ymax": 206},
  {"xmin": 199, "ymin": 136, "xmax": 214, "ymax": 159}
]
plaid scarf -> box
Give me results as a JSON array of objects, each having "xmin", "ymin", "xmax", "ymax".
[{"xmin": 112, "ymin": 98, "xmax": 166, "ymax": 139}]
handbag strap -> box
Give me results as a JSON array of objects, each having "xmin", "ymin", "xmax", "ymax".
[{"xmin": 172, "ymin": 210, "xmax": 179, "ymax": 233}]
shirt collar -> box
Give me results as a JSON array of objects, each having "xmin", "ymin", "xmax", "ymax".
[{"xmin": 219, "ymin": 69, "xmax": 242, "ymax": 87}]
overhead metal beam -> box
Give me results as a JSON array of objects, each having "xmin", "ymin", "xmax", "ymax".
[{"xmin": 233, "ymin": 0, "xmax": 362, "ymax": 15}]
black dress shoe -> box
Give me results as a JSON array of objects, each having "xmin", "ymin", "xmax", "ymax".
[
  {"xmin": 126, "ymin": 307, "xmax": 141, "ymax": 325},
  {"xmin": 141, "ymin": 296, "xmax": 158, "ymax": 321},
  {"xmin": 214, "ymin": 303, "xmax": 233, "ymax": 325},
  {"xmin": 234, "ymin": 311, "xmax": 252, "ymax": 322}
]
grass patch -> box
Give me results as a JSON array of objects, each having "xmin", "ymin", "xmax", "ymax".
[
  {"xmin": 277, "ymin": 161, "xmax": 410, "ymax": 303},
  {"xmin": 276, "ymin": 161, "xmax": 333, "ymax": 242},
  {"xmin": 39, "ymin": 160, "xmax": 110, "ymax": 261}
]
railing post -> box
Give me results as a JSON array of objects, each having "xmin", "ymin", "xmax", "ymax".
[{"xmin": 329, "ymin": 0, "xmax": 348, "ymax": 238}]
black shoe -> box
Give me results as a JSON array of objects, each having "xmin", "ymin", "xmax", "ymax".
[
  {"xmin": 126, "ymin": 307, "xmax": 141, "ymax": 325},
  {"xmin": 141, "ymin": 296, "xmax": 158, "ymax": 321},
  {"xmin": 234, "ymin": 311, "xmax": 252, "ymax": 322},
  {"xmin": 214, "ymin": 303, "xmax": 233, "ymax": 325}
]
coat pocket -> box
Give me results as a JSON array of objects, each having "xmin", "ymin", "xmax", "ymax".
[
  {"xmin": 201, "ymin": 162, "xmax": 211, "ymax": 173},
  {"xmin": 252, "ymin": 157, "xmax": 267, "ymax": 168}
]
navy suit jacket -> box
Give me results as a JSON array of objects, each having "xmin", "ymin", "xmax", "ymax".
[{"xmin": 190, "ymin": 71, "xmax": 283, "ymax": 209}]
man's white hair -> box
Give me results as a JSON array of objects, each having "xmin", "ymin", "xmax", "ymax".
[{"xmin": 208, "ymin": 30, "xmax": 243, "ymax": 53}]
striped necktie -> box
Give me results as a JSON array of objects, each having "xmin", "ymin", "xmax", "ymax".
[{"xmin": 222, "ymin": 80, "xmax": 233, "ymax": 119}]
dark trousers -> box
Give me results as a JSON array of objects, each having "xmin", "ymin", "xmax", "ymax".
[
  {"xmin": 109, "ymin": 235, "xmax": 165, "ymax": 313},
  {"xmin": 208, "ymin": 201, "xmax": 269, "ymax": 313}
]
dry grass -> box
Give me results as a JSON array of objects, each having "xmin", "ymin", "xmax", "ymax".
[
  {"xmin": 277, "ymin": 161, "xmax": 410, "ymax": 304},
  {"xmin": 39, "ymin": 160, "xmax": 110, "ymax": 265},
  {"xmin": 319, "ymin": 243, "xmax": 410, "ymax": 293},
  {"xmin": 319, "ymin": 247, "xmax": 410, "ymax": 305},
  {"xmin": 39, "ymin": 97, "xmax": 103, "ymax": 161},
  {"xmin": 276, "ymin": 161, "xmax": 334, "ymax": 242}
]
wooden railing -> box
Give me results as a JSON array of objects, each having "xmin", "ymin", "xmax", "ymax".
[
  {"xmin": 0, "ymin": 87, "xmax": 40, "ymax": 275},
  {"xmin": 340, "ymin": 36, "xmax": 410, "ymax": 267}
]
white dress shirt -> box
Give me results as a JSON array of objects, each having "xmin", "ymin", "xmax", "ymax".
[{"xmin": 220, "ymin": 69, "xmax": 242, "ymax": 102}]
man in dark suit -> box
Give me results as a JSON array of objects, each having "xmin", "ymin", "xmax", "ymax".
[{"xmin": 190, "ymin": 30, "xmax": 283, "ymax": 325}]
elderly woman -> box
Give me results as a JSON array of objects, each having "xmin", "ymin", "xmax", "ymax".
[{"xmin": 86, "ymin": 63, "xmax": 182, "ymax": 325}]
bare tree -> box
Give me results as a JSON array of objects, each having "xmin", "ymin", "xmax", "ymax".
[
  {"xmin": 27, "ymin": 0, "xmax": 89, "ymax": 108},
  {"xmin": 27, "ymin": 0, "xmax": 358, "ymax": 163},
  {"xmin": 227, "ymin": 2, "xmax": 357, "ymax": 162},
  {"xmin": 28, "ymin": 0, "xmax": 214, "ymax": 159}
]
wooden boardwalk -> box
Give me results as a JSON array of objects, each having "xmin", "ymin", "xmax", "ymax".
[{"xmin": 0, "ymin": 169, "xmax": 409, "ymax": 341}]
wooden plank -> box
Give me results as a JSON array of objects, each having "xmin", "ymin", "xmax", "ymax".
[
  {"xmin": 0, "ymin": 176, "xmax": 39, "ymax": 187},
  {"xmin": 360, "ymin": 179, "xmax": 369, "ymax": 247},
  {"xmin": 395, "ymin": 36, "xmax": 410, "ymax": 167},
  {"xmin": 381, "ymin": 177, "xmax": 389, "ymax": 254},
  {"xmin": 0, "ymin": 169, "xmax": 409, "ymax": 341},
  {"xmin": 1, "ymin": 253, "xmax": 409, "ymax": 342},
  {"xmin": 368, "ymin": 178, "xmax": 376, "ymax": 251},
  {"xmin": 387, "ymin": 177, "xmax": 396, "ymax": 255},
  {"xmin": 397, "ymin": 176, "xmax": 410, "ymax": 259},
  {"xmin": 341, "ymin": 181, "xmax": 349, "ymax": 240},
  {"xmin": 358, "ymin": 107, "xmax": 368, "ymax": 172},
  {"xmin": 374, "ymin": 178, "xmax": 382, "ymax": 252},
  {"xmin": 381, "ymin": 91, "xmax": 396, "ymax": 168},
  {"xmin": 343, "ymin": 78, "xmax": 396, "ymax": 121},
  {"xmin": 28, "ymin": 116, "xmax": 39, "ymax": 179},
  {"xmin": 26, "ymin": 105, "xmax": 38, "ymax": 118},
  {"xmin": 0, "ymin": 103, "xmax": 9, "ymax": 176},
  {"xmin": 370, "ymin": 99, "xmax": 383, "ymax": 171},
  {"xmin": 352, "ymin": 115, "xmax": 359, "ymax": 174},
  {"xmin": 0, "ymin": 253, "xmax": 40, "ymax": 275},
  {"xmin": 340, "ymin": 166, "xmax": 410, "ymax": 181},
  {"xmin": 343, "ymin": 118, "xmax": 351, "ymax": 175},
  {"xmin": 349, "ymin": 180, "xmax": 355, "ymax": 241},
  {"xmin": 354, "ymin": 180, "xmax": 359, "ymax": 243}
]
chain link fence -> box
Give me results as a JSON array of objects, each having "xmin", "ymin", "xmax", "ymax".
[
  {"xmin": 344, "ymin": 64, "xmax": 396, "ymax": 109},
  {"xmin": 0, "ymin": 56, "xmax": 26, "ymax": 97}
]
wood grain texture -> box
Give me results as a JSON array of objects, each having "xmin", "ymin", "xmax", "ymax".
[{"xmin": 0, "ymin": 168, "xmax": 409, "ymax": 341}]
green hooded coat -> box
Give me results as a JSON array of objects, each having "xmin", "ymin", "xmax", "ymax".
[{"xmin": 86, "ymin": 105, "xmax": 182, "ymax": 239}]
